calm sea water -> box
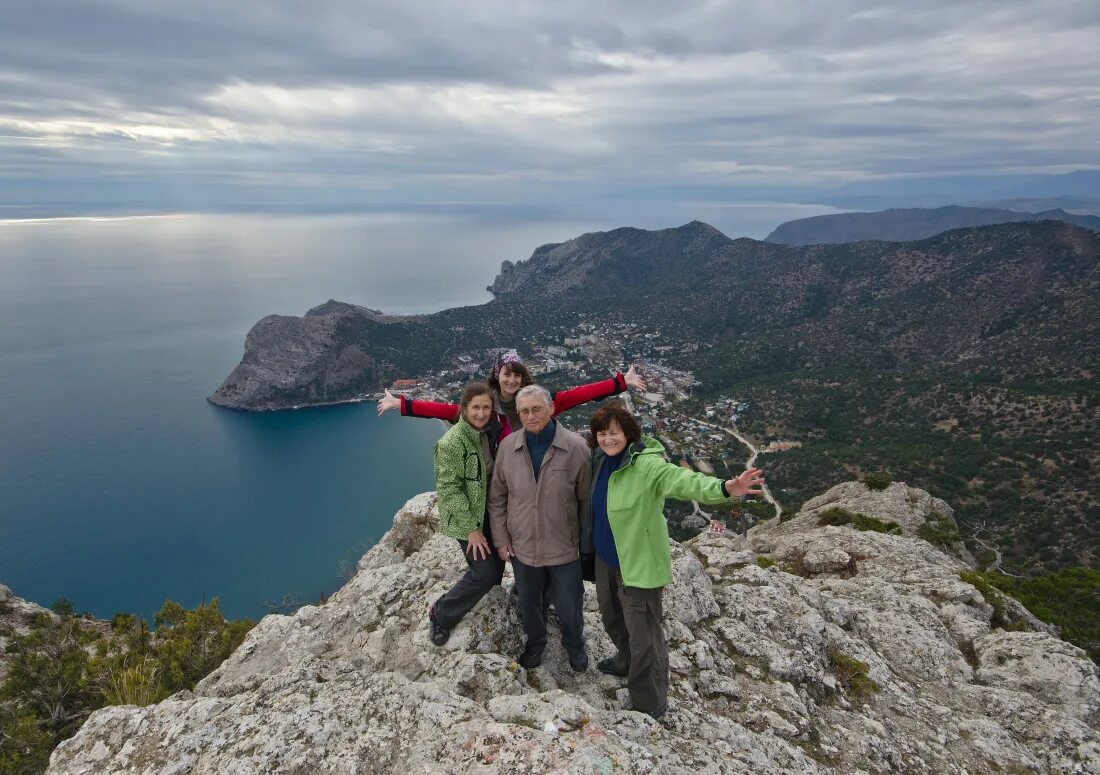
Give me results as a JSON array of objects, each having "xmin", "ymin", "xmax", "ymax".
[{"xmin": 0, "ymin": 205, "xmax": 839, "ymax": 619}]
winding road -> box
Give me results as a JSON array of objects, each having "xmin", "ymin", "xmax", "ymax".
[{"xmin": 696, "ymin": 417, "xmax": 783, "ymax": 520}]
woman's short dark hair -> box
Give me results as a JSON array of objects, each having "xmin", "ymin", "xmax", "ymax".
[
  {"xmin": 588, "ymin": 400, "xmax": 642, "ymax": 449},
  {"xmin": 487, "ymin": 360, "xmax": 533, "ymax": 394},
  {"xmin": 459, "ymin": 382, "xmax": 494, "ymax": 412}
]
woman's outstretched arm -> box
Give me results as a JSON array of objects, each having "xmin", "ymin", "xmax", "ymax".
[
  {"xmin": 377, "ymin": 388, "xmax": 461, "ymax": 421},
  {"xmin": 551, "ymin": 365, "xmax": 647, "ymax": 415}
]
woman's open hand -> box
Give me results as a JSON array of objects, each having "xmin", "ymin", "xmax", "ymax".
[
  {"xmin": 624, "ymin": 365, "xmax": 647, "ymax": 391},
  {"xmin": 466, "ymin": 529, "xmax": 491, "ymax": 561},
  {"xmin": 377, "ymin": 388, "xmax": 401, "ymax": 416},
  {"xmin": 725, "ymin": 467, "xmax": 765, "ymax": 498}
]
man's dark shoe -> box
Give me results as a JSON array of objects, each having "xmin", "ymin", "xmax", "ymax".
[
  {"xmin": 596, "ymin": 654, "xmax": 629, "ymax": 677},
  {"xmin": 428, "ymin": 605, "xmax": 450, "ymax": 647},
  {"xmin": 518, "ymin": 647, "xmax": 543, "ymax": 669},
  {"xmin": 568, "ymin": 650, "xmax": 589, "ymax": 673}
]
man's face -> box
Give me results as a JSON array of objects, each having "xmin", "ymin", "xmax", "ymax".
[{"xmin": 517, "ymin": 393, "xmax": 552, "ymax": 434}]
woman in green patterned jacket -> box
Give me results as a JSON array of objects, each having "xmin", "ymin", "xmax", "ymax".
[{"xmin": 427, "ymin": 382, "xmax": 505, "ymax": 646}]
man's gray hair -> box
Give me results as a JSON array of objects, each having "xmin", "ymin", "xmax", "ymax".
[{"xmin": 515, "ymin": 384, "xmax": 552, "ymax": 405}]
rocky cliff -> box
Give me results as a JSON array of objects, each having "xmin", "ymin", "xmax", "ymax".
[
  {"xmin": 47, "ymin": 483, "xmax": 1100, "ymax": 774},
  {"xmin": 209, "ymin": 300, "xmax": 424, "ymax": 411}
]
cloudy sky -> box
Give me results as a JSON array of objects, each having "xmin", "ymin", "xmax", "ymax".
[{"xmin": 3, "ymin": 0, "xmax": 1099, "ymax": 215}]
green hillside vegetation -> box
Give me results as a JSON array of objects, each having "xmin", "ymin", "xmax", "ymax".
[
  {"xmin": 0, "ymin": 599, "xmax": 252, "ymax": 775},
  {"xmin": 976, "ymin": 568, "xmax": 1100, "ymax": 662}
]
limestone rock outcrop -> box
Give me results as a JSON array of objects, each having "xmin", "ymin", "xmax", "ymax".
[{"xmin": 48, "ymin": 486, "xmax": 1100, "ymax": 774}]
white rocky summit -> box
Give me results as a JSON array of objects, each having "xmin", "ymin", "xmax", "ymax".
[{"xmin": 47, "ymin": 483, "xmax": 1100, "ymax": 774}]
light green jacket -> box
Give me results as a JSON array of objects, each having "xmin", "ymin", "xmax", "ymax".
[
  {"xmin": 584, "ymin": 437, "xmax": 733, "ymax": 588},
  {"xmin": 434, "ymin": 418, "xmax": 489, "ymax": 541}
]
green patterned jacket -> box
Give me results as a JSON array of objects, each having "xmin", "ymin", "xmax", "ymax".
[{"xmin": 434, "ymin": 418, "xmax": 488, "ymax": 541}]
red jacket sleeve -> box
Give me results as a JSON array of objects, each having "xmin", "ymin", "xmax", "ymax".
[
  {"xmin": 400, "ymin": 395, "xmax": 461, "ymax": 421},
  {"xmin": 551, "ymin": 372, "xmax": 627, "ymax": 415}
]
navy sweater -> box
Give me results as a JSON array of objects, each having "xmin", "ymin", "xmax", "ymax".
[
  {"xmin": 525, "ymin": 419, "xmax": 556, "ymax": 479},
  {"xmin": 592, "ymin": 449, "xmax": 627, "ymax": 567}
]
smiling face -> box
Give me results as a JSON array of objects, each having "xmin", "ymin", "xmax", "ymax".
[
  {"xmin": 497, "ymin": 364, "xmax": 524, "ymax": 399},
  {"xmin": 596, "ymin": 419, "xmax": 628, "ymax": 457},
  {"xmin": 516, "ymin": 392, "xmax": 552, "ymax": 434},
  {"xmin": 463, "ymin": 393, "xmax": 493, "ymax": 429}
]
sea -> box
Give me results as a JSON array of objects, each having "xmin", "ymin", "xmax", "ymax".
[{"xmin": 0, "ymin": 203, "xmax": 843, "ymax": 620}]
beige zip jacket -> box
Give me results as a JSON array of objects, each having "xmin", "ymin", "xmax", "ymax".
[{"xmin": 488, "ymin": 423, "xmax": 592, "ymax": 567}]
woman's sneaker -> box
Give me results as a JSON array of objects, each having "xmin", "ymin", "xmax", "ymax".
[
  {"xmin": 597, "ymin": 653, "xmax": 630, "ymax": 676},
  {"xmin": 518, "ymin": 646, "xmax": 543, "ymax": 669},
  {"xmin": 428, "ymin": 604, "xmax": 450, "ymax": 647}
]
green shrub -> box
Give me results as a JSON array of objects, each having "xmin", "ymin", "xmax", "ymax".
[
  {"xmin": 817, "ymin": 507, "xmax": 903, "ymax": 535},
  {"xmin": 100, "ymin": 657, "xmax": 164, "ymax": 707},
  {"xmin": 860, "ymin": 472, "xmax": 892, "ymax": 491},
  {"xmin": 826, "ymin": 646, "xmax": 880, "ymax": 699},
  {"xmin": 49, "ymin": 597, "xmax": 75, "ymax": 617},
  {"xmin": 0, "ymin": 597, "xmax": 253, "ymax": 774},
  {"xmin": 960, "ymin": 570, "xmax": 1029, "ymax": 631},
  {"xmin": 918, "ymin": 511, "xmax": 961, "ymax": 548},
  {"xmin": 961, "ymin": 570, "xmax": 1005, "ymax": 620}
]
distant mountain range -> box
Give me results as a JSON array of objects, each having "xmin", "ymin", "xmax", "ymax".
[
  {"xmin": 213, "ymin": 220, "xmax": 1100, "ymax": 574},
  {"xmin": 800, "ymin": 169, "xmax": 1100, "ymax": 211},
  {"xmin": 765, "ymin": 205, "xmax": 1100, "ymax": 245}
]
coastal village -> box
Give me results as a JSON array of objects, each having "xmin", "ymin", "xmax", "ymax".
[{"xmin": 369, "ymin": 323, "xmax": 789, "ymax": 531}]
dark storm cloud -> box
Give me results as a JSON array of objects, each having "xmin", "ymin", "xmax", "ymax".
[{"xmin": 1, "ymin": 0, "xmax": 1098, "ymax": 211}]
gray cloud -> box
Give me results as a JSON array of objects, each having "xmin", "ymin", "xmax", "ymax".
[{"xmin": 1, "ymin": 0, "xmax": 1098, "ymax": 213}]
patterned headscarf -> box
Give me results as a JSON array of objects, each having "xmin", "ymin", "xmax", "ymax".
[{"xmin": 490, "ymin": 349, "xmax": 523, "ymax": 381}]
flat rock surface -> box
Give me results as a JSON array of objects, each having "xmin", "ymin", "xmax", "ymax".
[{"xmin": 47, "ymin": 485, "xmax": 1100, "ymax": 774}]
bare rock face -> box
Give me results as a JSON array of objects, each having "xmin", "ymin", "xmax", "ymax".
[{"xmin": 48, "ymin": 486, "xmax": 1100, "ymax": 774}]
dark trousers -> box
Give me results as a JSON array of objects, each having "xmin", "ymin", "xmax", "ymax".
[
  {"xmin": 432, "ymin": 518, "xmax": 505, "ymax": 629},
  {"xmin": 511, "ymin": 557, "xmax": 585, "ymax": 655},
  {"xmin": 595, "ymin": 556, "xmax": 668, "ymax": 715}
]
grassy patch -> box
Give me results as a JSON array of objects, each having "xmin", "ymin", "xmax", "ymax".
[
  {"xmin": 826, "ymin": 646, "xmax": 880, "ymax": 700},
  {"xmin": 817, "ymin": 507, "xmax": 903, "ymax": 535}
]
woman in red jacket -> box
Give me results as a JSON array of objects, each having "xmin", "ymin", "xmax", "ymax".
[{"xmin": 377, "ymin": 349, "xmax": 646, "ymax": 436}]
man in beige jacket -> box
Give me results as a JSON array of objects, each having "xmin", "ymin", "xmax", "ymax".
[{"xmin": 489, "ymin": 384, "xmax": 592, "ymax": 671}]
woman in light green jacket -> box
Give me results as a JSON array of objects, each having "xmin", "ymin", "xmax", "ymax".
[
  {"xmin": 427, "ymin": 382, "xmax": 503, "ymax": 647},
  {"xmin": 583, "ymin": 401, "xmax": 765, "ymax": 719}
]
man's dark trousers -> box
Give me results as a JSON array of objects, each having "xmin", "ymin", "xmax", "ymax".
[
  {"xmin": 433, "ymin": 518, "xmax": 505, "ymax": 628},
  {"xmin": 595, "ymin": 556, "xmax": 668, "ymax": 715},
  {"xmin": 511, "ymin": 557, "xmax": 584, "ymax": 655}
]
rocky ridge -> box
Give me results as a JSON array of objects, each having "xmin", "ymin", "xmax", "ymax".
[
  {"xmin": 47, "ymin": 483, "xmax": 1100, "ymax": 774},
  {"xmin": 765, "ymin": 205, "xmax": 1100, "ymax": 245}
]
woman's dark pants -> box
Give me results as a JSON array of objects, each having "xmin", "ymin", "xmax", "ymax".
[
  {"xmin": 595, "ymin": 556, "xmax": 668, "ymax": 715},
  {"xmin": 432, "ymin": 519, "xmax": 505, "ymax": 629}
]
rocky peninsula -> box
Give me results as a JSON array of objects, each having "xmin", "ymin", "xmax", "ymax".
[{"xmin": 47, "ymin": 482, "xmax": 1100, "ymax": 774}]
